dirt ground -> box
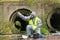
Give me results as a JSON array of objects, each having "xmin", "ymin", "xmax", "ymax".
[
  {"xmin": 22, "ymin": 35, "xmax": 60, "ymax": 40},
  {"xmin": 0, "ymin": 34, "xmax": 60, "ymax": 40}
]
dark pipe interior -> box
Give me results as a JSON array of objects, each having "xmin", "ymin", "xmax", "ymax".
[
  {"xmin": 13, "ymin": 8, "xmax": 32, "ymax": 31},
  {"xmin": 50, "ymin": 8, "xmax": 60, "ymax": 31},
  {"xmin": 14, "ymin": 16, "xmax": 28, "ymax": 31}
]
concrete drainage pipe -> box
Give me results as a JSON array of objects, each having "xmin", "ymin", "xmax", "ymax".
[
  {"xmin": 47, "ymin": 8, "xmax": 60, "ymax": 32},
  {"xmin": 9, "ymin": 8, "xmax": 32, "ymax": 31}
]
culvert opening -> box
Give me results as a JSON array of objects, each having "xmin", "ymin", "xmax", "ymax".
[
  {"xmin": 50, "ymin": 8, "xmax": 60, "ymax": 31},
  {"xmin": 14, "ymin": 16, "xmax": 28, "ymax": 31},
  {"xmin": 10, "ymin": 8, "xmax": 32, "ymax": 31}
]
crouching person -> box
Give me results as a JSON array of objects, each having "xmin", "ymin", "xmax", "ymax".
[{"xmin": 18, "ymin": 11, "xmax": 42, "ymax": 37}]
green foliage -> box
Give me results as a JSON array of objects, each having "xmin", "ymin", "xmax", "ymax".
[
  {"xmin": 15, "ymin": 21, "xmax": 21, "ymax": 27},
  {"xmin": 21, "ymin": 31, "xmax": 27, "ymax": 35},
  {"xmin": 39, "ymin": 15, "xmax": 50, "ymax": 35},
  {"xmin": 41, "ymin": 28, "xmax": 50, "ymax": 35},
  {"xmin": 0, "ymin": 22, "xmax": 19, "ymax": 34},
  {"xmin": 39, "ymin": 15, "xmax": 47, "ymax": 28},
  {"xmin": 26, "ymin": 0, "xmax": 41, "ymax": 6}
]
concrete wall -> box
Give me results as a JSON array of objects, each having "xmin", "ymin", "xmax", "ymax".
[
  {"xmin": 0, "ymin": 1, "xmax": 60, "ymax": 31},
  {"xmin": 0, "ymin": 2, "xmax": 44, "ymax": 22},
  {"xmin": 0, "ymin": 0, "xmax": 60, "ymax": 22}
]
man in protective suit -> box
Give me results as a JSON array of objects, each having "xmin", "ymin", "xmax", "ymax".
[{"xmin": 18, "ymin": 11, "xmax": 42, "ymax": 37}]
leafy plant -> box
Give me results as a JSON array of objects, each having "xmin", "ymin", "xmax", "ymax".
[
  {"xmin": 41, "ymin": 28, "xmax": 50, "ymax": 35},
  {"xmin": 39, "ymin": 15, "xmax": 50, "ymax": 35}
]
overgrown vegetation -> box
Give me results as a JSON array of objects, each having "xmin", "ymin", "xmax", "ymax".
[
  {"xmin": 39, "ymin": 16, "xmax": 50, "ymax": 35},
  {"xmin": 0, "ymin": 21, "xmax": 20, "ymax": 34}
]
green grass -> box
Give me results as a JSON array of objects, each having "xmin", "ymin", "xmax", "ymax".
[
  {"xmin": 38, "ymin": 16, "xmax": 50, "ymax": 35},
  {"xmin": 0, "ymin": 21, "xmax": 20, "ymax": 34}
]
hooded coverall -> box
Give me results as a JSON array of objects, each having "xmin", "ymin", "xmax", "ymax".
[{"xmin": 18, "ymin": 12, "xmax": 42, "ymax": 36}]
